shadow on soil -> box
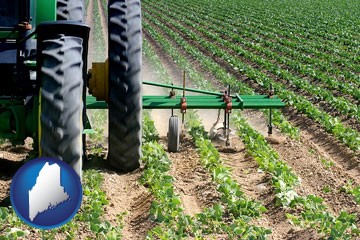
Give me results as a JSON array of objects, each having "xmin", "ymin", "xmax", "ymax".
[
  {"xmin": 0, "ymin": 159, "xmax": 24, "ymax": 178},
  {"xmin": 0, "ymin": 149, "xmax": 138, "ymax": 208},
  {"xmin": 83, "ymin": 153, "xmax": 136, "ymax": 174}
]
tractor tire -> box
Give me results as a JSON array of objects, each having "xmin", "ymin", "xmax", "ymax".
[
  {"xmin": 168, "ymin": 116, "xmax": 180, "ymax": 152},
  {"xmin": 108, "ymin": 0, "xmax": 142, "ymax": 172},
  {"xmin": 39, "ymin": 35, "xmax": 84, "ymax": 178},
  {"xmin": 57, "ymin": 0, "xmax": 85, "ymax": 22},
  {"xmin": 57, "ymin": 0, "xmax": 87, "ymax": 161}
]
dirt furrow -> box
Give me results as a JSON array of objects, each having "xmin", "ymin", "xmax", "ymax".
[
  {"xmin": 143, "ymin": 56, "xmax": 220, "ymax": 217},
  {"xmin": 243, "ymin": 110, "xmax": 360, "ymax": 218},
  {"xmin": 284, "ymin": 108, "xmax": 360, "ymax": 179},
  {"xmin": 165, "ymin": 139, "xmax": 220, "ymax": 216},
  {"xmin": 101, "ymin": 168, "xmax": 154, "ymax": 240}
]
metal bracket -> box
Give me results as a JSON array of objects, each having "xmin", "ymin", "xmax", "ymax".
[
  {"xmin": 222, "ymin": 85, "xmax": 231, "ymax": 146},
  {"xmin": 235, "ymin": 94, "xmax": 244, "ymax": 109},
  {"xmin": 170, "ymin": 83, "xmax": 175, "ymax": 117},
  {"xmin": 180, "ymin": 97, "xmax": 187, "ymax": 114},
  {"xmin": 268, "ymin": 84, "xmax": 274, "ymax": 136},
  {"xmin": 181, "ymin": 71, "xmax": 186, "ymax": 123}
]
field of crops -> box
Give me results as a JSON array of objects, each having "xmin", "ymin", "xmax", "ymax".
[
  {"xmin": 0, "ymin": 0, "xmax": 359, "ymax": 239},
  {"xmin": 140, "ymin": 0, "xmax": 360, "ymax": 238}
]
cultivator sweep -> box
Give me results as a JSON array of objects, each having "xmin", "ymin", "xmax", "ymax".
[{"xmin": 0, "ymin": 0, "xmax": 284, "ymax": 176}]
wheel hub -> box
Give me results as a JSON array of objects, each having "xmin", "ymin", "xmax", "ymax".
[{"xmin": 88, "ymin": 59, "xmax": 109, "ymax": 102}]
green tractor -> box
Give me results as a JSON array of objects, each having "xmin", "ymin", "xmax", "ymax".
[
  {"xmin": 0, "ymin": 0, "xmax": 285, "ymax": 178},
  {"xmin": 0, "ymin": 0, "xmax": 142, "ymax": 177}
]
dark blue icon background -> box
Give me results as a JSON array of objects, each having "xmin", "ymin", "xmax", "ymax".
[{"xmin": 10, "ymin": 157, "xmax": 82, "ymax": 229}]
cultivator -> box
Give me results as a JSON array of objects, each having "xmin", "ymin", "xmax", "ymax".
[
  {"xmin": 0, "ymin": 0, "xmax": 284, "ymax": 177},
  {"xmin": 88, "ymin": 72, "xmax": 284, "ymax": 151}
]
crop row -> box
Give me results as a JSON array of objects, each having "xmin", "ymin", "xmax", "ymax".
[
  {"xmin": 168, "ymin": 0, "xmax": 360, "ymax": 77},
  {"xmin": 241, "ymin": 0, "xmax": 360, "ymax": 37},
  {"xmin": 185, "ymin": 111, "xmax": 271, "ymax": 238},
  {"xmin": 213, "ymin": 0, "xmax": 360, "ymax": 40},
  {"xmin": 223, "ymin": 0, "xmax": 360, "ymax": 43},
  {"xmin": 142, "ymin": 4, "xmax": 360, "ymax": 152},
  {"xmin": 142, "ymin": 20, "xmax": 359, "ymax": 238},
  {"xmin": 181, "ymin": 0, "xmax": 360, "ymax": 60},
  {"xmin": 164, "ymin": 0, "xmax": 360, "ymax": 75},
  {"xmin": 154, "ymin": 0, "xmax": 360, "ymax": 100},
  {"xmin": 145, "ymin": 1, "xmax": 360, "ymax": 125},
  {"xmin": 341, "ymin": 181, "xmax": 360, "ymax": 206}
]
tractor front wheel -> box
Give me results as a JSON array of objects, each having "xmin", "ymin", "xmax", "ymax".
[{"xmin": 39, "ymin": 35, "xmax": 84, "ymax": 178}]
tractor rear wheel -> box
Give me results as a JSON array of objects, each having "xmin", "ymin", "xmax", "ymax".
[
  {"xmin": 107, "ymin": 0, "xmax": 142, "ymax": 172},
  {"xmin": 57, "ymin": 0, "xmax": 85, "ymax": 22},
  {"xmin": 39, "ymin": 35, "xmax": 84, "ymax": 178}
]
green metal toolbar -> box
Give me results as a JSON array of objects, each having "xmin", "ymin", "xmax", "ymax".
[
  {"xmin": 86, "ymin": 81, "xmax": 285, "ymax": 110},
  {"xmin": 142, "ymin": 95, "xmax": 283, "ymax": 109},
  {"xmin": 86, "ymin": 95, "xmax": 284, "ymax": 110}
]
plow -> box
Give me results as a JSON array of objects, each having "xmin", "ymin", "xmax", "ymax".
[{"xmin": 0, "ymin": 0, "xmax": 284, "ymax": 177}]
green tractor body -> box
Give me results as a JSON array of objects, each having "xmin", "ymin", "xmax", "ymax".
[
  {"xmin": 0, "ymin": 0, "xmax": 89, "ymax": 177},
  {"xmin": 0, "ymin": 0, "xmax": 56, "ymax": 144}
]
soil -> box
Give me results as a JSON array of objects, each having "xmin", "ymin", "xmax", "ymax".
[
  {"xmin": 165, "ymin": 138, "xmax": 220, "ymax": 216},
  {"xmin": 98, "ymin": 164, "xmax": 155, "ymax": 240}
]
